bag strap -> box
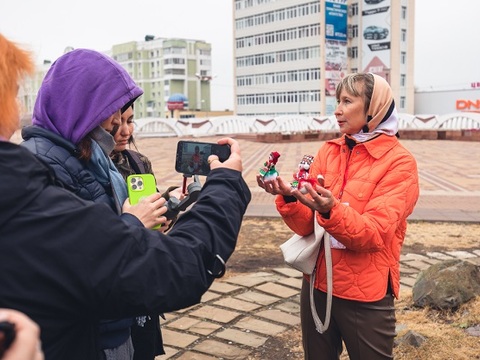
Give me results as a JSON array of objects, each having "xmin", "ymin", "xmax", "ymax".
[
  {"xmin": 309, "ymin": 216, "xmax": 332, "ymax": 334},
  {"xmin": 124, "ymin": 150, "xmax": 147, "ymax": 174}
]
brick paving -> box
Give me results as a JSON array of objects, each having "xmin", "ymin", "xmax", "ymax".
[
  {"xmin": 159, "ymin": 251, "xmax": 480, "ymax": 359},
  {"xmin": 127, "ymin": 136, "xmax": 480, "ymax": 359},
  {"xmin": 133, "ymin": 136, "xmax": 480, "ymax": 223}
]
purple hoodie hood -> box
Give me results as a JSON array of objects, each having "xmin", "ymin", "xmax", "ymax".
[{"xmin": 32, "ymin": 49, "xmax": 143, "ymax": 144}]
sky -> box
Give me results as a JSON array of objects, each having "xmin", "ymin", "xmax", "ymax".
[{"xmin": 1, "ymin": 0, "xmax": 479, "ymax": 110}]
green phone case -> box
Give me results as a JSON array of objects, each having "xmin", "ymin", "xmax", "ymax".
[{"xmin": 127, "ymin": 174, "xmax": 160, "ymax": 229}]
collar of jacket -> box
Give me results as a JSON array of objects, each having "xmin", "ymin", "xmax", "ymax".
[
  {"xmin": 89, "ymin": 126, "xmax": 115, "ymax": 156},
  {"xmin": 327, "ymin": 134, "xmax": 399, "ymax": 160},
  {"xmin": 22, "ymin": 125, "xmax": 77, "ymax": 154}
]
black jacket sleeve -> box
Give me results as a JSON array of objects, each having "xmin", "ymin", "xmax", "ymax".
[
  {"xmin": 79, "ymin": 168, "xmax": 251, "ymax": 318},
  {"xmin": 0, "ymin": 143, "xmax": 251, "ymax": 358}
]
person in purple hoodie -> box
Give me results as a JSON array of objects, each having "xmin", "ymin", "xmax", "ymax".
[
  {"xmin": 0, "ymin": 35, "xmax": 250, "ymax": 360},
  {"xmin": 21, "ymin": 49, "xmax": 170, "ymax": 359}
]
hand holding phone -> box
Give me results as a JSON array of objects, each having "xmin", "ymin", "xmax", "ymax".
[
  {"xmin": 207, "ymin": 138, "xmax": 243, "ymax": 173},
  {"xmin": 175, "ymin": 140, "xmax": 231, "ymax": 176},
  {"xmin": 0, "ymin": 308, "xmax": 43, "ymax": 360},
  {"xmin": 0, "ymin": 321, "xmax": 15, "ymax": 357},
  {"xmin": 127, "ymin": 174, "xmax": 158, "ymax": 205},
  {"xmin": 127, "ymin": 174, "xmax": 162, "ymax": 229}
]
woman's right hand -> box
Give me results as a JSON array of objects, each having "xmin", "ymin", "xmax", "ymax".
[
  {"xmin": 256, "ymin": 175, "xmax": 294, "ymax": 197},
  {"xmin": 122, "ymin": 193, "xmax": 167, "ymax": 229}
]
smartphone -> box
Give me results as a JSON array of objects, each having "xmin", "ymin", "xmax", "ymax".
[
  {"xmin": 175, "ymin": 140, "xmax": 231, "ymax": 176},
  {"xmin": 127, "ymin": 174, "xmax": 160, "ymax": 229}
]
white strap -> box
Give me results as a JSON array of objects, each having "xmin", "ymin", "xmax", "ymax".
[{"xmin": 310, "ymin": 217, "xmax": 332, "ymax": 334}]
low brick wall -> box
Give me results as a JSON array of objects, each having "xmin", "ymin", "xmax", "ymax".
[
  {"xmin": 254, "ymin": 131, "xmax": 341, "ymax": 143},
  {"xmin": 248, "ymin": 129, "xmax": 480, "ymax": 143}
]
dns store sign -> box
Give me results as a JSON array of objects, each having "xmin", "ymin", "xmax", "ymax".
[{"xmin": 456, "ymin": 99, "xmax": 480, "ymax": 112}]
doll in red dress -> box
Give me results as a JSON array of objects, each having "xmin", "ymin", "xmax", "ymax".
[
  {"xmin": 259, "ymin": 151, "xmax": 281, "ymax": 181},
  {"xmin": 291, "ymin": 154, "xmax": 318, "ymax": 193}
]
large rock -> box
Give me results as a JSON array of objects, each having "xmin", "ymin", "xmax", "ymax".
[
  {"xmin": 394, "ymin": 330, "xmax": 427, "ymax": 348},
  {"xmin": 412, "ymin": 259, "xmax": 480, "ymax": 309}
]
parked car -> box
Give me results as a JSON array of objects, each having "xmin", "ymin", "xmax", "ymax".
[{"xmin": 363, "ymin": 26, "xmax": 389, "ymax": 40}]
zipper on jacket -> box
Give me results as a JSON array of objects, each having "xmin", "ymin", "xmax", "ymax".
[{"xmin": 338, "ymin": 147, "xmax": 352, "ymax": 199}]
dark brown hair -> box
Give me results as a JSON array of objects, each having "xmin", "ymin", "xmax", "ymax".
[{"xmin": 76, "ymin": 136, "xmax": 92, "ymax": 161}]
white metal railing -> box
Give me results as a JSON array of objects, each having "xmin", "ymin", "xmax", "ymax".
[{"xmin": 134, "ymin": 112, "xmax": 480, "ymax": 138}]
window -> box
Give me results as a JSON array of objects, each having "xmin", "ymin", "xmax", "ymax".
[
  {"xmin": 400, "ymin": 96, "xmax": 406, "ymax": 109},
  {"xmin": 401, "ymin": 52, "xmax": 406, "ymax": 64},
  {"xmin": 400, "ymin": 74, "xmax": 406, "ymax": 87},
  {"xmin": 352, "ymin": 25, "xmax": 358, "ymax": 38},
  {"xmin": 401, "ymin": 6, "xmax": 407, "ymax": 19},
  {"xmin": 349, "ymin": 3, "xmax": 358, "ymax": 17},
  {"xmin": 401, "ymin": 29, "xmax": 407, "ymax": 42},
  {"xmin": 348, "ymin": 47, "xmax": 358, "ymax": 59}
]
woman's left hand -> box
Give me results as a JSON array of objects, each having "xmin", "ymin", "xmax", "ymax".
[{"xmin": 291, "ymin": 181, "xmax": 335, "ymax": 214}]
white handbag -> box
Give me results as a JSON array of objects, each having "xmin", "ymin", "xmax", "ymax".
[
  {"xmin": 280, "ymin": 221, "xmax": 324, "ymax": 274},
  {"xmin": 280, "ymin": 214, "xmax": 333, "ymax": 333}
]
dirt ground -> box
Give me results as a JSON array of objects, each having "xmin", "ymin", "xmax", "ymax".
[
  {"xmin": 226, "ymin": 218, "xmax": 480, "ymax": 360},
  {"xmin": 228, "ymin": 218, "xmax": 480, "ymax": 275}
]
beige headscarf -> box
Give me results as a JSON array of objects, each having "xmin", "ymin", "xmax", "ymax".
[{"xmin": 352, "ymin": 73, "xmax": 398, "ymax": 143}]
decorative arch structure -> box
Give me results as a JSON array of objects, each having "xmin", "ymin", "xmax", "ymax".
[{"xmin": 133, "ymin": 113, "xmax": 480, "ymax": 138}]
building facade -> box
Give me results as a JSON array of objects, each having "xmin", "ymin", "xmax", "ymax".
[
  {"xmin": 109, "ymin": 36, "xmax": 213, "ymax": 118},
  {"xmin": 20, "ymin": 37, "xmax": 213, "ymax": 120},
  {"xmin": 415, "ymin": 88, "xmax": 480, "ymax": 115},
  {"xmin": 18, "ymin": 60, "xmax": 51, "ymax": 126},
  {"xmin": 233, "ymin": 0, "xmax": 415, "ymax": 116}
]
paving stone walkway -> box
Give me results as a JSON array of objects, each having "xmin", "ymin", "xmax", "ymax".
[{"xmin": 158, "ymin": 249, "xmax": 480, "ymax": 359}]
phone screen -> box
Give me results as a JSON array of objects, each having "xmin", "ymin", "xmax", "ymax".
[{"xmin": 175, "ymin": 141, "xmax": 231, "ymax": 176}]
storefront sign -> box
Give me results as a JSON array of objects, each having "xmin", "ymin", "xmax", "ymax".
[{"xmin": 456, "ymin": 99, "xmax": 480, "ymax": 111}]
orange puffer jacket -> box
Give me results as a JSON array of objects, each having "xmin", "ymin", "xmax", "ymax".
[{"xmin": 275, "ymin": 134, "xmax": 419, "ymax": 301}]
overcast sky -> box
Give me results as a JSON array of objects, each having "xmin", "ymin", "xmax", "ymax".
[{"xmin": 1, "ymin": 0, "xmax": 479, "ymax": 110}]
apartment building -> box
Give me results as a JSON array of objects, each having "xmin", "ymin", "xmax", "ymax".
[
  {"xmin": 233, "ymin": 0, "xmax": 415, "ymax": 116},
  {"xmin": 110, "ymin": 36, "xmax": 213, "ymax": 118},
  {"xmin": 20, "ymin": 37, "xmax": 213, "ymax": 119}
]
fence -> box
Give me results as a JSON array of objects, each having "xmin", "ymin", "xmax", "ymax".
[{"xmin": 134, "ymin": 112, "xmax": 480, "ymax": 140}]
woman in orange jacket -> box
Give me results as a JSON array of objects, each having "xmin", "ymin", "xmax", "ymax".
[{"xmin": 258, "ymin": 73, "xmax": 419, "ymax": 359}]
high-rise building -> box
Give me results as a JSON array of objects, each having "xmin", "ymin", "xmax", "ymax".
[{"xmin": 233, "ymin": 0, "xmax": 415, "ymax": 116}]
